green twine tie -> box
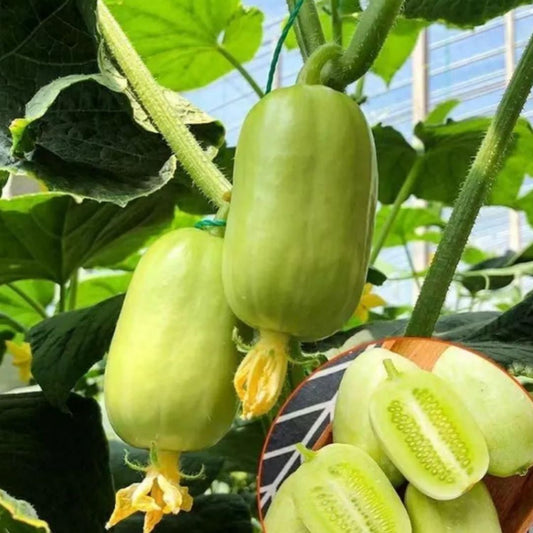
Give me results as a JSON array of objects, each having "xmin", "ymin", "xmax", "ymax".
[{"xmin": 265, "ymin": 0, "xmax": 305, "ymax": 94}]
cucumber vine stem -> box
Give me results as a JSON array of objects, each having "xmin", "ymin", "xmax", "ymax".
[
  {"xmin": 406, "ymin": 32, "xmax": 533, "ymax": 337},
  {"xmin": 331, "ymin": 0, "xmax": 343, "ymax": 46},
  {"xmin": 324, "ymin": 0, "xmax": 405, "ymax": 90},
  {"xmin": 286, "ymin": 0, "xmax": 325, "ymax": 58},
  {"xmin": 97, "ymin": 0, "xmax": 231, "ymax": 207},
  {"xmin": 297, "ymin": 43, "xmax": 343, "ymax": 85}
]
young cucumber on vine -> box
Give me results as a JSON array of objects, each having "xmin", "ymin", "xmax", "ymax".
[
  {"xmin": 222, "ymin": 53, "xmax": 377, "ymax": 418},
  {"xmin": 104, "ymin": 228, "xmax": 238, "ymax": 532}
]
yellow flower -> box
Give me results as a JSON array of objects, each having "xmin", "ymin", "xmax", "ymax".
[
  {"xmin": 106, "ymin": 450, "xmax": 193, "ymax": 533},
  {"xmin": 5, "ymin": 340, "xmax": 32, "ymax": 383},
  {"xmin": 353, "ymin": 283, "xmax": 386, "ymax": 323},
  {"xmin": 233, "ymin": 330, "xmax": 290, "ymax": 420}
]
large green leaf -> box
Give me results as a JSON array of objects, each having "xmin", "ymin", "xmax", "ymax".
[
  {"xmin": 112, "ymin": 494, "xmax": 253, "ymax": 533},
  {"xmin": 0, "ymin": 0, "xmax": 223, "ymax": 205},
  {"xmin": 371, "ymin": 18, "xmax": 427, "ymax": 85},
  {"xmin": 412, "ymin": 117, "xmax": 533, "ymax": 207},
  {"xmin": 373, "ymin": 206, "xmax": 445, "ymax": 248},
  {"xmin": 372, "ymin": 124, "xmax": 417, "ymax": 204},
  {"xmin": 0, "ymin": 281, "xmax": 54, "ymax": 328},
  {"xmin": 76, "ymin": 273, "xmax": 132, "ymax": 309},
  {"xmin": 425, "ymin": 100, "xmax": 460, "ymax": 125},
  {"xmin": 0, "ymin": 184, "xmax": 179, "ymax": 285},
  {"xmin": 459, "ymin": 252, "xmax": 517, "ymax": 294},
  {"xmin": 0, "ymin": 0, "xmax": 97, "ymax": 151},
  {"xmin": 105, "ymin": 0, "xmax": 264, "ymax": 92},
  {"xmin": 0, "ymin": 490, "xmax": 50, "ymax": 533},
  {"xmin": 0, "ymin": 392, "xmax": 114, "ymax": 533},
  {"xmin": 6, "ymin": 74, "xmax": 223, "ymax": 205},
  {"xmin": 29, "ymin": 294, "xmax": 124, "ymax": 409},
  {"xmin": 403, "ymin": 0, "xmax": 530, "ymax": 26}
]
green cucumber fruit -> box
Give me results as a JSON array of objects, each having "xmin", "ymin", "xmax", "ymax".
[
  {"xmin": 405, "ymin": 482, "xmax": 502, "ymax": 533},
  {"xmin": 105, "ymin": 228, "xmax": 238, "ymax": 452},
  {"xmin": 223, "ymin": 84, "xmax": 377, "ymax": 342},
  {"xmin": 433, "ymin": 345, "xmax": 533, "ymax": 477},
  {"xmin": 333, "ymin": 347, "xmax": 419, "ymax": 486},
  {"xmin": 264, "ymin": 472, "xmax": 309, "ymax": 533},
  {"xmin": 291, "ymin": 443, "xmax": 412, "ymax": 533},
  {"xmin": 369, "ymin": 360, "xmax": 489, "ymax": 500}
]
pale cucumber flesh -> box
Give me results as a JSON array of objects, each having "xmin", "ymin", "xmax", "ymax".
[
  {"xmin": 333, "ymin": 347, "xmax": 419, "ymax": 486},
  {"xmin": 370, "ymin": 366, "xmax": 489, "ymax": 500},
  {"xmin": 292, "ymin": 444, "xmax": 412, "ymax": 533},
  {"xmin": 434, "ymin": 345, "xmax": 533, "ymax": 477},
  {"xmin": 264, "ymin": 472, "xmax": 309, "ymax": 533},
  {"xmin": 405, "ymin": 482, "xmax": 502, "ymax": 533}
]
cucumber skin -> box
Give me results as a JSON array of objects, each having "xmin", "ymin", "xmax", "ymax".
[
  {"xmin": 405, "ymin": 482, "xmax": 502, "ymax": 533},
  {"xmin": 292, "ymin": 444, "xmax": 412, "ymax": 533},
  {"xmin": 223, "ymin": 84, "xmax": 378, "ymax": 342},
  {"xmin": 264, "ymin": 472, "xmax": 309, "ymax": 533},
  {"xmin": 104, "ymin": 228, "xmax": 238, "ymax": 452},
  {"xmin": 333, "ymin": 347, "xmax": 419, "ymax": 486},
  {"xmin": 434, "ymin": 345, "xmax": 533, "ymax": 477}
]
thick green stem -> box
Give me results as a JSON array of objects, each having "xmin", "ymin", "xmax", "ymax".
[
  {"xmin": 331, "ymin": 0, "xmax": 343, "ymax": 46},
  {"xmin": 286, "ymin": 0, "xmax": 309, "ymax": 59},
  {"xmin": 325, "ymin": 0, "xmax": 404, "ymax": 90},
  {"xmin": 97, "ymin": 1, "xmax": 231, "ymax": 207},
  {"xmin": 217, "ymin": 46, "xmax": 264, "ymax": 98},
  {"xmin": 68, "ymin": 270, "xmax": 78, "ymax": 311},
  {"xmin": 287, "ymin": 0, "xmax": 325, "ymax": 59},
  {"xmin": 0, "ymin": 312, "xmax": 27, "ymax": 334},
  {"xmin": 297, "ymin": 43, "xmax": 343, "ymax": 85},
  {"xmin": 370, "ymin": 158, "xmax": 422, "ymax": 265},
  {"xmin": 406, "ymin": 33, "xmax": 533, "ymax": 337},
  {"xmin": 6, "ymin": 283, "xmax": 47, "ymax": 319}
]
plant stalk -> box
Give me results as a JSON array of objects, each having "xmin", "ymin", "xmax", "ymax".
[
  {"xmin": 406, "ymin": 33, "xmax": 533, "ymax": 337},
  {"xmin": 286, "ymin": 0, "xmax": 309, "ymax": 59},
  {"xmin": 217, "ymin": 46, "xmax": 264, "ymax": 98},
  {"xmin": 331, "ymin": 0, "xmax": 343, "ymax": 46},
  {"xmin": 297, "ymin": 43, "xmax": 343, "ymax": 85},
  {"xmin": 287, "ymin": 0, "xmax": 325, "ymax": 58},
  {"xmin": 97, "ymin": 1, "xmax": 231, "ymax": 207},
  {"xmin": 58, "ymin": 283, "xmax": 67, "ymax": 314},
  {"xmin": 6, "ymin": 283, "xmax": 48, "ymax": 319},
  {"xmin": 370, "ymin": 157, "xmax": 422, "ymax": 265},
  {"xmin": 68, "ymin": 270, "xmax": 78, "ymax": 311},
  {"xmin": 324, "ymin": 0, "xmax": 404, "ymax": 90}
]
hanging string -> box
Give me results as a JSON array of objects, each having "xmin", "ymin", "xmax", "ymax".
[
  {"xmin": 265, "ymin": 0, "xmax": 306, "ymax": 94},
  {"xmin": 194, "ymin": 218, "xmax": 227, "ymax": 229}
]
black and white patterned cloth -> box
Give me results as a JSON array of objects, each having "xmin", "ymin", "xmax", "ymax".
[{"xmin": 258, "ymin": 341, "xmax": 380, "ymax": 517}]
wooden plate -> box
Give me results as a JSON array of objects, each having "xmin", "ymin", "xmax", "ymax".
[{"xmin": 257, "ymin": 337, "xmax": 533, "ymax": 533}]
